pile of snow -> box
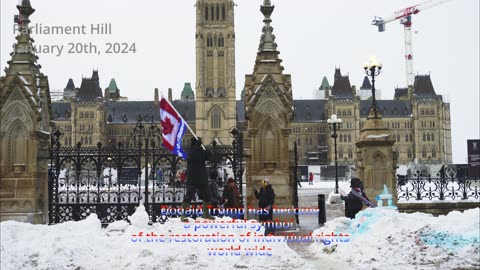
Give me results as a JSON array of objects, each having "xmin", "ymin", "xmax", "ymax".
[
  {"xmin": 309, "ymin": 207, "xmax": 480, "ymax": 270},
  {"xmin": 1, "ymin": 206, "xmax": 318, "ymax": 270}
]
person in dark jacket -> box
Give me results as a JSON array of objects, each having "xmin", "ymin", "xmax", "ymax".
[
  {"xmin": 254, "ymin": 178, "xmax": 276, "ymax": 235},
  {"xmin": 340, "ymin": 177, "xmax": 371, "ymax": 219},
  {"xmin": 222, "ymin": 178, "xmax": 241, "ymax": 218},
  {"xmin": 181, "ymin": 137, "xmax": 214, "ymax": 221},
  {"xmin": 209, "ymin": 170, "xmax": 224, "ymax": 216}
]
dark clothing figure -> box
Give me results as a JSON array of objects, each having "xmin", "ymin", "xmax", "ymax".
[
  {"xmin": 223, "ymin": 179, "xmax": 241, "ymax": 209},
  {"xmin": 222, "ymin": 178, "xmax": 241, "ymax": 219},
  {"xmin": 254, "ymin": 180, "xmax": 276, "ymax": 235},
  {"xmin": 181, "ymin": 137, "xmax": 214, "ymax": 221},
  {"xmin": 209, "ymin": 170, "xmax": 224, "ymax": 216},
  {"xmin": 186, "ymin": 139, "xmax": 212, "ymax": 185},
  {"xmin": 340, "ymin": 178, "xmax": 371, "ymax": 219},
  {"xmin": 254, "ymin": 181, "xmax": 275, "ymax": 222}
]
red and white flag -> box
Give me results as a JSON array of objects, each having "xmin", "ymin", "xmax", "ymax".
[{"xmin": 159, "ymin": 97, "xmax": 187, "ymax": 158}]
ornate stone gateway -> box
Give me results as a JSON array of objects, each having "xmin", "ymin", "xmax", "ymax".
[
  {"xmin": 244, "ymin": 0, "xmax": 294, "ymax": 221},
  {"xmin": 48, "ymin": 122, "xmax": 244, "ymax": 225},
  {"xmin": 0, "ymin": 0, "xmax": 51, "ymax": 223}
]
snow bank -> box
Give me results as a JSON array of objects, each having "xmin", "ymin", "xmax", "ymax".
[
  {"xmin": 309, "ymin": 207, "xmax": 480, "ymax": 269},
  {"xmin": 1, "ymin": 206, "xmax": 318, "ymax": 270}
]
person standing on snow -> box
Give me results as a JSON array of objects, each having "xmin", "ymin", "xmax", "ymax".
[
  {"xmin": 180, "ymin": 137, "xmax": 215, "ymax": 222},
  {"xmin": 308, "ymin": 172, "xmax": 314, "ymax": 186},
  {"xmin": 209, "ymin": 170, "xmax": 224, "ymax": 217},
  {"xmin": 254, "ymin": 178, "xmax": 276, "ymax": 235},
  {"xmin": 222, "ymin": 178, "xmax": 242, "ymax": 219},
  {"xmin": 340, "ymin": 177, "xmax": 373, "ymax": 219}
]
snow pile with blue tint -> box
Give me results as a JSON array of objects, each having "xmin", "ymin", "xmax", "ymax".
[{"xmin": 310, "ymin": 207, "xmax": 480, "ymax": 270}]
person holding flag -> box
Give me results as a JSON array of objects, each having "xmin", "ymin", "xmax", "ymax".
[{"xmin": 159, "ymin": 96, "xmax": 214, "ymax": 221}]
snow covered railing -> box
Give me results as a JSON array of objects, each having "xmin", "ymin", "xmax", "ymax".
[{"xmin": 397, "ymin": 176, "xmax": 480, "ymax": 201}]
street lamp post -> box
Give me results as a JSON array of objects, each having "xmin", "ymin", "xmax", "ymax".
[
  {"xmin": 327, "ymin": 114, "xmax": 342, "ymax": 194},
  {"xmin": 363, "ymin": 56, "xmax": 383, "ymax": 117}
]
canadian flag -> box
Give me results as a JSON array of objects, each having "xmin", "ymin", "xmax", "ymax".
[{"xmin": 159, "ymin": 97, "xmax": 187, "ymax": 158}]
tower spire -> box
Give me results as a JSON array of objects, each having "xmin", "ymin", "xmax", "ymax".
[
  {"xmin": 6, "ymin": 0, "xmax": 39, "ymax": 76},
  {"xmin": 259, "ymin": 0, "xmax": 277, "ymax": 52}
]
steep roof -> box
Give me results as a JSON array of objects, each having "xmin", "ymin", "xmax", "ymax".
[
  {"xmin": 331, "ymin": 68, "xmax": 353, "ymax": 98},
  {"xmin": 360, "ymin": 76, "xmax": 372, "ymax": 90},
  {"xmin": 77, "ymin": 78, "xmax": 102, "ymax": 101},
  {"xmin": 413, "ymin": 75, "xmax": 437, "ymax": 97},
  {"xmin": 360, "ymin": 100, "xmax": 412, "ymax": 118},
  {"xmin": 236, "ymin": 100, "xmax": 245, "ymax": 121},
  {"xmin": 293, "ymin": 100, "xmax": 327, "ymax": 122},
  {"xmin": 394, "ymin": 88, "xmax": 408, "ymax": 99},
  {"xmin": 65, "ymin": 79, "xmax": 75, "ymax": 91},
  {"xmin": 172, "ymin": 100, "xmax": 195, "ymax": 122},
  {"xmin": 319, "ymin": 76, "xmax": 330, "ymax": 90},
  {"xmin": 106, "ymin": 79, "xmax": 119, "ymax": 93},
  {"xmin": 52, "ymin": 103, "xmax": 72, "ymax": 120},
  {"xmin": 106, "ymin": 101, "xmax": 158, "ymax": 124},
  {"xmin": 181, "ymin": 82, "xmax": 194, "ymax": 100}
]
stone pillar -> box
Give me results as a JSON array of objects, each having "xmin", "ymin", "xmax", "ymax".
[{"xmin": 355, "ymin": 109, "xmax": 398, "ymax": 204}]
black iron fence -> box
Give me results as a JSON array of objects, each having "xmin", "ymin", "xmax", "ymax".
[
  {"xmin": 48, "ymin": 122, "xmax": 244, "ymax": 225},
  {"xmin": 397, "ymin": 174, "xmax": 480, "ymax": 201}
]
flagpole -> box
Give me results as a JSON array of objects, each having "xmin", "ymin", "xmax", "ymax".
[{"xmin": 160, "ymin": 94, "xmax": 206, "ymax": 150}]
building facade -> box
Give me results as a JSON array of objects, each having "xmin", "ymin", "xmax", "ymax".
[{"xmin": 51, "ymin": 0, "xmax": 452, "ymax": 167}]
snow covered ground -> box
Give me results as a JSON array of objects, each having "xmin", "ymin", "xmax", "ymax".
[
  {"xmin": 1, "ymin": 205, "xmax": 479, "ymax": 270},
  {"xmin": 309, "ymin": 207, "xmax": 480, "ymax": 270}
]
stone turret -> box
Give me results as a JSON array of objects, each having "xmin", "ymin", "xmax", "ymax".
[
  {"xmin": 244, "ymin": 0, "xmax": 294, "ymax": 222},
  {"xmin": 0, "ymin": 0, "xmax": 51, "ymax": 223}
]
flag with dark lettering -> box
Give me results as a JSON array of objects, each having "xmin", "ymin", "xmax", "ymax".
[{"xmin": 159, "ymin": 97, "xmax": 187, "ymax": 159}]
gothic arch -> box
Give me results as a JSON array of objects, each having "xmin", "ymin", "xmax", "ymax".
[
  {"xmin": 372, "ymin": 152, "xmax": 387, "ymax": 190},
  {"xmin": 260, "ymin": 121, "xmax": 279, "ymax": 164},
  {"xmin": 207, "ymin": 105, "xmax": 225, "ymax": 129}
]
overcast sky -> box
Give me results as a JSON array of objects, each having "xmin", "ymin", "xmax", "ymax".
[{"xmin": 1, "ymin": 0, "xmax": 478, "ymax": 163}]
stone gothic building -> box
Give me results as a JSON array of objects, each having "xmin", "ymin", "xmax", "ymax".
[
  {"xmin": 0, "ymin": 0, "xmax": 51, "ymax": 223},
  {"xmin": 50, "ymin": 0, "xmax": 452, "ymax": 167}
]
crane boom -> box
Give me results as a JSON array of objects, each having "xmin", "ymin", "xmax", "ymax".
[{"xmin": 372, "ymin": 0, "xmax": 453, "ymax": 86}]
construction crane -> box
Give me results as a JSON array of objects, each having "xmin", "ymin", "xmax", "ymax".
[{"xmin": 372, "ymin": 0, "xmax": 453, "ymax": 86}]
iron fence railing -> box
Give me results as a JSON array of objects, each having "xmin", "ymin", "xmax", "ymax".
[{"xmin": 397, "ymin": 175, "xmax": 480, "ymax": 201}]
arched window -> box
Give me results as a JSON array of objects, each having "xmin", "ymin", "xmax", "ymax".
[
  {"xmin": 422, "ymin": 147, "xmax": 427, "ymax": 158},
  {"xmin": 218, "ymin": 36, "xmax": 224, "ymax": 47},
  {"xmin": 427, "ymin": 134, "xmax": 430, "ymax": 141},
  {"xmin": 339, "ymin": 134, "xmax": 343, "ymax": 142},
  {"xmin": 342, "ymin": 110, "xmax": 347, "ymax": 116},
  {"xmin": 409, "ymin": 134, "xmax": 413, "ymax": 142},
  {"xmin": 348, "ymin": 149, "xmax": 353, "ymax": 159},
  {"xmin": 216, "ymin": 5, "xmax": 220, "ymax": 20},
  {"xmin": 420, "ymin": 109, "xmax": 424, "ymax": 115},
  {"xmin": 348, "ymin": 134, "xmax": 352, "ymax": 142},
  {"xmin": 339, "ymin": 149, "xmax": 344, "ymax": 159},
  {"xmin": 408, "ymin": 148, "xmax": 413, "ymax": 159},
  {"xmin": 432, "ymin": 147, "xmax": 437, "ymax": 158},
  {"xmin": 397, "ymin": 134, "xmax": 401, "ymax": 142},
  {"xmin": 423, "ymin": 133, "xmax": 426, "ymax": 141},
  {"xmin": 205, "ymin": 7, "xmax": 209, "ymax": 21},
  {"xmin": 211, "ymin": 6, "xmax": 214, "ymax": 20},
  {"xmin": 211, "ymin": 108, "xmax": 221, "ymax": 129},
  {"xmin": 431, "ymin": 133, "xmax": 434, "ymax": 141},
  {"xmin": 405, "ymin": 134, "xmax": 409, "ymax": 142},
  {"xmin": 89, "ymin": 136, "xmax": 92, "ymax": 145},
  {"xmin": 222, "ymin": 4, "xmax": 226, "ymax": 20}
]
